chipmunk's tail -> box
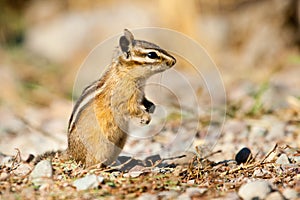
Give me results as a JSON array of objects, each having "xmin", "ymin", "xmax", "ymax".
[{"xmin": 34, "ymin": 150, "xmax": 68, "ymax": 164}]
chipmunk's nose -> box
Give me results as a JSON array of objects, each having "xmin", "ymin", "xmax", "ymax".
[{"xmin": 168, "ymin": 56, "xmax": 176, "ymax": 66}]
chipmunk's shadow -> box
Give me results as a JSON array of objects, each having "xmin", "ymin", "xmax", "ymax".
[{"xmin": 112, "ymin": 154, "xmax": 181, "ymax": 172}]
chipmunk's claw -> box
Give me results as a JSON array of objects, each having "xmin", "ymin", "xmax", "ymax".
[{"xmin": 140, "ymin": 113, "xmax": 151, "ymax": 125}]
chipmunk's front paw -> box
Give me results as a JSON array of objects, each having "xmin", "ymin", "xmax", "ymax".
[{"xmin": 140, "ymin": 113, "xmax": 151, "ymax": 125}]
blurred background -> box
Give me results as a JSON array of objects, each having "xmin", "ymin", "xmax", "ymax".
[{"xmin": 0, "ymin": 0, "xmax": 299, "ymax": 157}]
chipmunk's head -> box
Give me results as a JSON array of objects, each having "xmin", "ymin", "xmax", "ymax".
[{"xmin": 118, "ymin": 29, "xmax": 176, "ymax": 78}]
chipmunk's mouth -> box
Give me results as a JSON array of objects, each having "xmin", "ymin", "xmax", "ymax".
[
  {"xmin": 149, "ymin": 58, "xmax": 175, "ymax": 73},
  {"xmin": 151, "ymin": 65, "xmax": 170, "ymax": 73}
]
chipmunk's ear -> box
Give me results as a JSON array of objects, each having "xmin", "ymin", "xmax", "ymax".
[{"xmin": 119, "ymin": 29, "xmax": 134, "ymax": 58}]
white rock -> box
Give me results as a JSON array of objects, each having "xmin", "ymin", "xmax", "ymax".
[
  {"xmin": 238, "ymin": 180, "xmax": 272, "ymax": 200},
  {"xmin": 282, "ymin": 188, "xmax": 299, "ymax": 200},
  {"xmin": 276, "ymin": 154, "xmax": 290, "ymax": 165},
  {"xmin": 187, "ymin": 179, "xmax": 195, "ymax": 185},
  {"xmin": 30, "ymin": 160, "xmax": 53, "ymax": 186},
  {"xmin": 185, "ymin": 187, "xmax": 207, "ymax": 197},
  {"xmin": 73, "ymin": 174, "xmax": 104, "ymax": 191}
]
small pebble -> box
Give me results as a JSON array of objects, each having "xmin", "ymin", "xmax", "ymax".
[
  {"xmin": 185, "ymin": 187, "xmax": 207, "ymax": 197},
  {"xmin": 0, "ymin": 172, "xmax": 10, "ymax": 181},
  {"xmin": 128, "ymin": 165, "xmax": 146, "ymax": 178},
  {"xmin": 187, "ymin": 179, "xmax": 195, "ymax": 185},
  {"xmin": 292, "ymin": 156, "xmax": 300, "ymax": 163},
  {"xmin": 30, "ymin": 160, "xmax": 53, "ymax": 186},
  {"xmin": 252, "ymin": 168, "xmax": 270, "ymax": 178},
  {"xmin": 276, "ymin": 154, "xmax": 290, "ymax": 165},
  {"xmin": 73, "ymin": 174, "xmax": 104, "ymax": 191},
  {"xmin": 235, "ymin": 147, "xmax": 252, "ymax": 165},
  {"xmin": 127, "ymin": 171, "xmax": 143, "ymax": 178},
  {"xmin": 238, "ymin": 180, "xmax": 272, "ymax": 200},
  {"xmin": 13, "ymin": 163, "xmax": 32, "ymax": 176}
]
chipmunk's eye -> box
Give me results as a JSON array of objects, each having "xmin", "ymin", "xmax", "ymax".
[{"xmin": 147, "ymin": 52, "xmax": 159, "ymax": 59}]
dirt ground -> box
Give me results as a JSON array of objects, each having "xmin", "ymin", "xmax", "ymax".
[{"xmin": 0, "ymin": 0, "xmax": 299, "ymax": 199}]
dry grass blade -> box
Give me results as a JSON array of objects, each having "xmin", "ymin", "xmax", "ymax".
[{"xmin": 260, "ymin": 143, "xmax": 278, "ymax": 164}]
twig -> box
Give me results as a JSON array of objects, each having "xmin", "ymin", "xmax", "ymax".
[
  {"xmin": 203, "ymin": 150, "xmax": 222, "ymax": 159},
  {"xmin": 221, "ymin": 162, "xmax": 258, "ymax": 176},
  {"xmin": 162, "ymin": 154, "xmax": 186, "ymax": 161},
  {"xmin": 260, "ymin": 143, "xmax": 278, "ymax": 164}
]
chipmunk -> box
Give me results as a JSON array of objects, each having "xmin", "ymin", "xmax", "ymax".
[{"xmin": 67, "ymin": 29, "xmax": 176, "ymax": 167}]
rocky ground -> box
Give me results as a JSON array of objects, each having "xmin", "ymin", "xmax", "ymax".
[{"xmin": 1, "ymin": 0, "xmax": 300, "ymax": 199}]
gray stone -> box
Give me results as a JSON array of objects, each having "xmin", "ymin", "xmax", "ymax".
[
  {"xmin": 30, "ymin": 160, "xmax": 53, "ymax": 186},
  {"xmin": 282, "ymin": 188, "xmax": 299, "ymax": 200},
  {"xmin": 238, "ymin": 180, "xmax": 272, "ymax": 200},
  {"xmin": 73, "ymin": 174, "xmax": 104, "ymax": 191},
  {"xmin": 265, "ymin": 191, "xmax": 284, "ymax": 200},
  {"xmin": 276, "ymin": 154, "xmax": 290, "ymax": 165}
]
